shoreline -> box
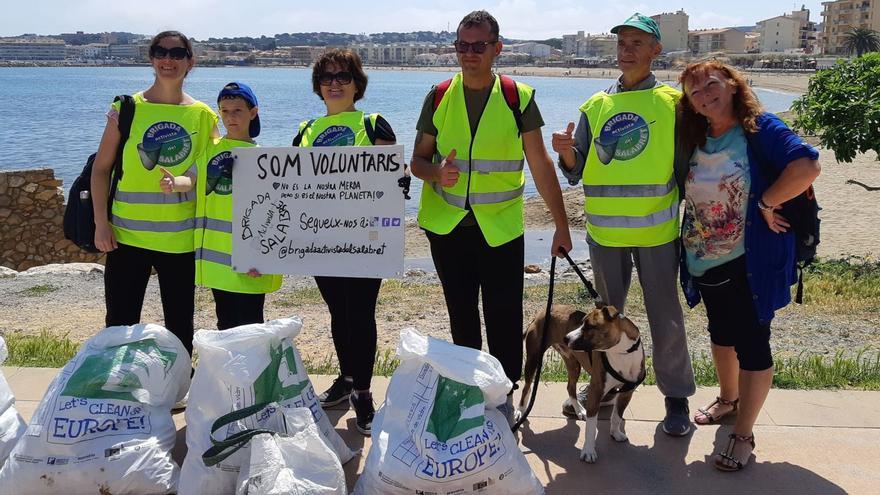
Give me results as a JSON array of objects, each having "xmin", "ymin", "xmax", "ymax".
[{"xmin": 1, "ymin": 63, "xmax": 810, "ymax": 94}]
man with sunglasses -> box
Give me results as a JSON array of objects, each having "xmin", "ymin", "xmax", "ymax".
[
  {"xmin": 411, "ymin": 10, "xmax": 571, "ymax": 425},
  {"xmin": 552, "ymin": 13, "xmax": 697, "ymax": 438}
]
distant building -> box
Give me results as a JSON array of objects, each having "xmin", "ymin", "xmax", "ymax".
[
  {"xmin": 561, "ymin": 31, "xmax": 616, "ymax": 58},
  {"xmin": 745, "ymin": 33, "xmax": 762, "ymax": 53},
  {"xmin": 350, "ymin": 42, "xmax": 438, "ymax": 64},
  {"xmin": 0, "ymin": 37, "xmax": 66, "ymax": 60},
  {"xmin": 821, "ymin": 0, "xmax": 880, "ymax": 54},
  {"xmin": 651, "ymin": 10, "xmax": 689, "ymax": 52},
  {"xmin": 757, "ymin": 6, "xmax": 818, "ymax": 53},
  {"xmin": 109, "ymin": 44, "xmax": 142, "ymax": 60},
  {"xmin": 688, "ymin": 28, "xmax": 747, "ymax": 54},
  {"xmin": 506, "ymin": 42, "xmax": 552, "ymax": 59}
]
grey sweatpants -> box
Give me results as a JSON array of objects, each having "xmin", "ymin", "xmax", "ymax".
[{"xmin": 588, "ymin": 240, "xmax": 696, "ymax": 399}]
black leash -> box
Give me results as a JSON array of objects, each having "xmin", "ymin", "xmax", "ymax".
[{"xmin": 511, "ymin": 247, "xmax": 601, "ymax": 432}]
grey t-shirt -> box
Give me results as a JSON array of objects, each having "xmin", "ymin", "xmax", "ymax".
[
  {"xmin": 415, "ymin": 74, "xmax": 544, "ymax": 225},
  {"xmin": 557, "ymin": 73, "xmax": 689, "ymax": 196}
]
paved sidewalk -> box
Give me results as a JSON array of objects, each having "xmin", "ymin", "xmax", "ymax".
[{"xmin": 3, "ymin": 368, "xmax": 879, "ymax": 494}]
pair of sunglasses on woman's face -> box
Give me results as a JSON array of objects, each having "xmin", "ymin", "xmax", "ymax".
[
  {"xmin": 318, "ymin": 71, "xmax": 353, "ymax": 86},
  {"xmin": 149, "ymin": 46, "xmax": 191, "ymax": 60}
]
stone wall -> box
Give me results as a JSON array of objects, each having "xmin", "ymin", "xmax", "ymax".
[{"xmin": 0, "ymin": 169, "xmax": 103, "ymax": 271}]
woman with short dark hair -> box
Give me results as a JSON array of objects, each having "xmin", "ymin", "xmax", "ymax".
[
  {"xmin": 91, "ymin": 30, "xmax": 217, "ymax": 362},
  {"xmin": 677, "ymin": 61, "xmax": 820, "ymax": 471},
  {"xmin": 292, "ymin": 48, "xmax": 402, "ymax": 436}
]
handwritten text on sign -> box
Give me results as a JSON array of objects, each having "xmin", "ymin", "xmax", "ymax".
[{"xmin": 232, "ymin": 145, "xmax": 405, "ymax": 278}]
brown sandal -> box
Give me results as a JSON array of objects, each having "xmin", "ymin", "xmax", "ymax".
[
  {"xmin": 694, "ymin": 396, "xmax": 738, "ymax": 425},
  {"xmin": 714, "ymin": 433, "xmax": 755, "ymax": 472}
]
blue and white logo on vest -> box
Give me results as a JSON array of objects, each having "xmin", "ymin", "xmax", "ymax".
[
  {"xmin": 594, "ymin": 113, "xmax": 654, "ymax": 165},
  {"xmin": 137, "ymin": 122, "xmax": 194, "ymax": 170},
  {"xmin": 313, "ymin": 125, "xmax": 355, "ymax": 146},
  {"xmin": 206, "ymin": 151, "xmax": 234, "ymax": 195}
]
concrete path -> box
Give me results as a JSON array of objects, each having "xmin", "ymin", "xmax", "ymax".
[{"xmin": 3, "ymin": 367, "xmax": 879, "ymax": 494}]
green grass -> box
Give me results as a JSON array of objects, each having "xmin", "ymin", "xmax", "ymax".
[
  {"xmin": 2, "ymin": 331, "xmax": 79, "ymax": 367},
  {"xmin": 16, "ymin": 284, "xmax": 60, "ymax": 297}
]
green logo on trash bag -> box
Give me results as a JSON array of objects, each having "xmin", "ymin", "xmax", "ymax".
[
  {"xmin": 426, "ymin": 376, "xmax": 485, "ymax": 443},
  {"xmin": 61, "ymin": 339, "xmax": 178, "ymax": 402},
  {"xmin": 252, "ymin": 341, "xmax": 309, "ymax": 404}
]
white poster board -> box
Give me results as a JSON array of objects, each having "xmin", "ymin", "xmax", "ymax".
[{"xmin": 231, "ymin": 145, "xmax": 405, "ymax": 278}]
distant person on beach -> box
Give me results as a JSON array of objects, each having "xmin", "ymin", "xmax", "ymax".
[
  {"xmin": 291, "ymin": 48, "xmax": 406, "ymax": 436},
  {"xmin": 410, "ymin": 9, "xmax": 572, "ymax": 424},
  {"xmin": 677, "ymin": 61, "xmax": 820, "ymax": 471},
  {"xmin": 157, "ymin": 81, "xmax": 282, "ymax": 330},
  {"xmin": 552, "ymin": 13, "xmax": 696, "ymax": 436},
  {"xmin": 91, "ymin": 30, "xmax": 217, "ymax": 359}
]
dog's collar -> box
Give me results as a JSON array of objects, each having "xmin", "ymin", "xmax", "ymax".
[{"xmin": 625, "ymin": 337, "xmax": 642, "ymax": 354}]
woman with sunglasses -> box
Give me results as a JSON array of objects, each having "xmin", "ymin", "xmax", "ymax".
[
  {"xmin": 292, "ymin": 48, "xmax": 398, "ymax": 436},
  {"xmin": 91, "ymin": 30, "xmax": 218, "ymax": 363}
]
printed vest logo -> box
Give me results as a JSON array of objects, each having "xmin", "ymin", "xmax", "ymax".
[
  {"xmin": 313, "ymin": 125, "xmax": 355, "ymax": 147},
  {"xmin": 137, "ymin": 121, "xmax": 194, "ymax": 170},
  {"xmin": 594, "ymin": 112, "xmax": 653, "ymax": 165},
  {"xmin": 206, "ymin": 151, "xmax": 234, "ymax": 195}
]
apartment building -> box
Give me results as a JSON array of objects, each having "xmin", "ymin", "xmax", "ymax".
[
  {"xmin": 821, "ymin": 0, "xmax": 879, "ymax": 54},
  {"xmin": 561, "ymin": 31, "xmax": 617, "ymax": 58},
  {"xmin": 0, "ymin": 38, "xmax": 66, "ymax": 60},
  {"xmin": 757, "ymin": 7, "xmax": 819, "ymax": 53},
  {"xmin": 688, "ymin": 28, "xmax": 747, "ymax": 54},
  {"xmin": 651, "ymin": 10, "xmax": 689, "ymax": 52},
  {"xmin": 350, "ymin": 42, "xmax": 438, "ymax": 64}
]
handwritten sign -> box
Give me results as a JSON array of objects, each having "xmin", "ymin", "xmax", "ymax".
[{"xmin": 231, "ymin": 145, "xmax": 405, "ymax": 278}]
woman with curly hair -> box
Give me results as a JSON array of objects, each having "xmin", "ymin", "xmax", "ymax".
[{"xmin": 677, "ymin": 61, "xmax": 820, "ymax": 471}]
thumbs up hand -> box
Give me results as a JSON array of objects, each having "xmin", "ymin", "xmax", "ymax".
[
  {"xmin": 551, "ymin": 122, "xmax": 576, "ymax": 154},
  {"xmin": 159, "ymin": 167, "xmax": 176, "ymax": 193},
  {"xmin": 439, "ymin": 148, "xmax": 460, "ymax": 188}
]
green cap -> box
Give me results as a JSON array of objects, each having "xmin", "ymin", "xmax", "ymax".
[{"xmin": 611, "ymin": 13, "xmax": 661, "ymax": 41}]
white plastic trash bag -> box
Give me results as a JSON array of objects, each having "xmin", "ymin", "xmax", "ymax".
[
  {"xmin": 235, "ymin": 407, "xmax": 347, "ymax": 495},
  {"xmin": 355, "ymin": 328, "xmax": 544, "ymax": 495},
  {"xmin": 0, "ymin": 336, "xmax": 26, "ymax": 470},
  {"xmin": 179, "ymin": 317, "xmax": 354, "ymax": 495},
  {"xmin": 0, "ymin": 324, "xmax": 191, "ymax": 495}
]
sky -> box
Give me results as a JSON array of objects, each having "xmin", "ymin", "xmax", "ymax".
[{"xmin": 2, "ymin": 1, "xmax": 826, "ymax": 40}]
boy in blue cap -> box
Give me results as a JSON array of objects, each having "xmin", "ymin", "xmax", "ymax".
[{"xmin": 161, "ymin": 81, "xmax": 282, "ymax": 329}]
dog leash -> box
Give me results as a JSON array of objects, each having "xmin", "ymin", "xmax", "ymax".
[{"xmin": 511, "ymin": 247, "xmax": 601, "ymax": 432}]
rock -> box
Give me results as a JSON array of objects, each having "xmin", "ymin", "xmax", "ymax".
[
  {"xmin": 39, "ymin": 179, "xmax": 63, "ymax": 188},
  {"xmin": 22, "ymin": 183, "xmax": 38, "ymax": 193},
  {"xmin": 19, "ymin": 263, "xmax": 105, "ymax": 277},
  {"xmin": 0, "ymin": 266, "xmax": 17, "ymax": 278},
  {"xmin": 17, "ymin": 195, "xmax": 33, "ymax": 206},
  {"xmin": 41, "ymin": 209, "xmax": 56, "ymax": 219},
  {"xmin": 8, "ymin": 176, "xmax": 25, "ymax": 188},
  {"xmin": 35, "ymin": 190, "xmax": 57, "ymax": 202},
  {"xmin": 524, "ymin": 264, "xmax": 542, "ymax": 274},
  {"xmin": 0, "ymin": 208, "xmax": 10, "ymax": 218},
  {"xmin": 405, "ymin": 268, "xmax": 427, "ymax": 277}
]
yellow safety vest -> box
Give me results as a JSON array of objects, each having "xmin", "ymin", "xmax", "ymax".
[
  {"xmin": 581, "ymin": 85, "xmax": 680, "ymax": 247},
  {"xmin": 111, "ymin": 92, "xmax": 218, "ymax": 253},
  {"xmin": 418, "ymin": 73, "xmax": 532, "ymax": 247},
  {"xmin": 296, "ymin": 111, "xmax": 378, "ymax": 147},
  {"xmin": 195, "ymin": 137, "xmax": 282, "ymax": 294}
]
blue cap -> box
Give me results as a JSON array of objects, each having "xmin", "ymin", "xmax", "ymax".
[{"xmin": 218, "ymin": 81, "xmax": 261, "ymax": 138}]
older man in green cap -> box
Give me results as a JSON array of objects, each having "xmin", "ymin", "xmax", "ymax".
[{"xmin": 552, "ymin": 13, "xmax": 696, "ymax": 440}]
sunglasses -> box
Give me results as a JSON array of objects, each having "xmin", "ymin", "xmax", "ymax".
[
  {"xmin": 453, "ymin": 40, "xmax": 497, "ymax": 54},
  {"xmin": 318, "ymin": 71, "xmax": 354, "ymax": 86},
  {"xmin": 150, "ymin": 46, "xmax": 191, "ymax": 60}
]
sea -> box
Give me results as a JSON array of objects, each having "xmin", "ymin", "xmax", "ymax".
[{"xmin": 0, "ymin": 66, "xmax": 800, "ymax": 218}]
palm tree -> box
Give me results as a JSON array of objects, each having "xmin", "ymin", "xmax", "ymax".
[{"xmin": 842, "ymin": 28, "xmax": 880, "ymax": 57}]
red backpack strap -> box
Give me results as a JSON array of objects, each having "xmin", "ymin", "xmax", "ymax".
[
  {"xmin": 432, "ymin": 78, "xmax": 453, "ymax": 111},
  {"xmin": 499, "ymin": 75, "xmax": 524, "ymax": 135}
]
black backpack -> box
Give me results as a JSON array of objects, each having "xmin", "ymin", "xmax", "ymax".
[
  {"xmin": 63, "ymin": 95, "xmax": 135, "ymax": 253},
  {"xmin": 746, "ymin": 132, "xmax": 820, "ymax": 304}
]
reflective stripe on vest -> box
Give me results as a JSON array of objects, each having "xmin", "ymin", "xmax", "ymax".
[
  {"xmin": 195, "ymin": 137, "xmax": 282, "ymax": 294},
  {"xmin": 111, "ymin": 92, "xmax": 217, "ymax": 253},
  {"xmin": 115, "ymin": 190, "xmax": 196, "ymax": 204},
  {"xmin": 581, "ymin": 85, "xmax": 681, "ymax": 248},
  {"xmin": 418, "ymin": 73, "xmax": 533, "ymax": 247}
]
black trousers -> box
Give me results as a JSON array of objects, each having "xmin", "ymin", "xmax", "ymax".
[
  {"xmin": 212, "ymin": 289, "xmax": 266, "ymax": 330},
  {"xmin": 426, "ymin": 224, "xmax": 525, "ymax": 383},
  {"xmin": 314, "ymin": 275, "xmax": 381, "ymax": 391},
  {"xmin": 104, "ymin": 243, "xmax": 195, "ymax": 356}
]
